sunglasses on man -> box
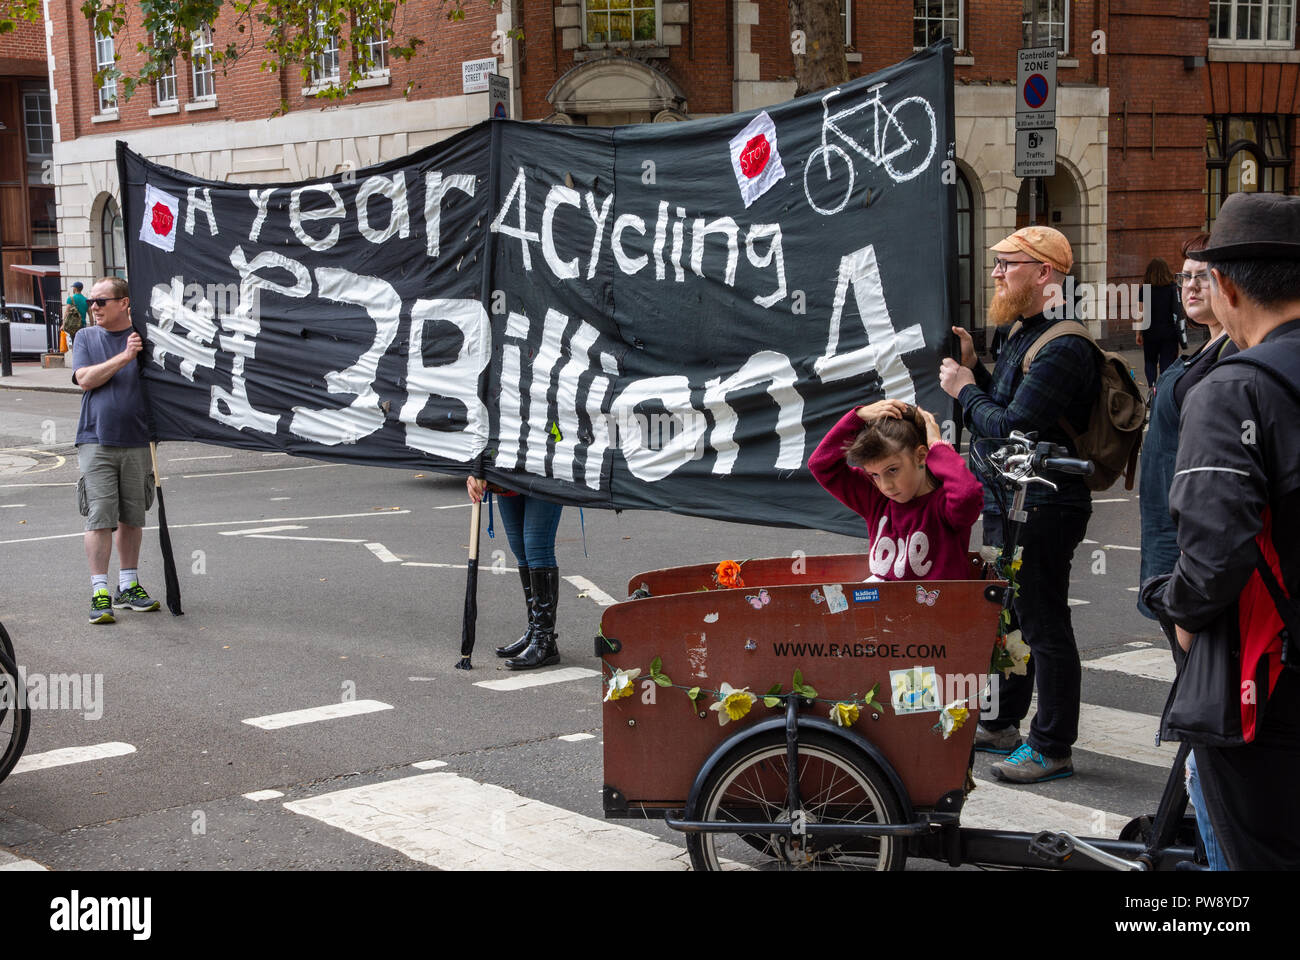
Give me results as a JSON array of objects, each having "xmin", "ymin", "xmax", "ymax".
[{"xmin": 88, "ymin": 296, "xmax": 127, "ymax": 307}]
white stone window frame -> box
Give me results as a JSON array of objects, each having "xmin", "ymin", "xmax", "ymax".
[
  {"xmin": 191, "ymin": 25, "xmax": 217, "ymax": 101},
  {"xmin": 22, "ymin": 89, "xmax": 53, "ymax": 158},
  {"xmin": 582, "ymin": 0, "xmax": 660, "ymax": 49},
  {"xmin": 912, "ymin": 0, "xmax": 965, "ymax": 52},
  {"xmin": 1209, "ymin": 0, "xmax": 1296, "ymax": 47},
  {"xmin": 94, "ymin": 29, "xmax": 117, "ymax": 115},
  {"xmin": 310, "ymin": 6, "xmax": 342, "ymax": 85},
  {"xmin": 1022, "ymin": 0, "xmax": 1069, "ymax": 54},
  {"xmin": 155, "ymin": 59, "xmax": 178, "ymax": 106}
]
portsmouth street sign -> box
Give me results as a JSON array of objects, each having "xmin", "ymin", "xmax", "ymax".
[{"xmin": 1016, "ymin": 46, "xmax": 1057, "ymax": 130}]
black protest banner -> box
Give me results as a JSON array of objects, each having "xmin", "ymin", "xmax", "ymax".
[{"xmin": 122, "ymin": 43, "xmax": 956, "ymax": 537}]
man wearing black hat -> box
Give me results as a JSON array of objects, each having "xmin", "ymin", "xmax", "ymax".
[{"xmin": 1156, "ymin": 192, "xmax": 1300, "ymax": 869}]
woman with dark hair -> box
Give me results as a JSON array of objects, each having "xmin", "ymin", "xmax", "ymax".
[
  {"xmin": 1135, "ymin": 257, "xmax": 1183, "ymax": 393},
  {"xmin": 1137, "ymin": 232, "xmax": 1237, "ymax": 869}
]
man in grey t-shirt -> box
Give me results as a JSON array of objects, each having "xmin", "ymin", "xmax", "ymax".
[{"xmin": 70, "ymin": 276, "xmax": 160, "ymax": 624}]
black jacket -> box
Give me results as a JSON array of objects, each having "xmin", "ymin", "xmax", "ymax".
[{"xmin": 1162, "ymin": 319, "xmax": 1300, "ymax": 742}]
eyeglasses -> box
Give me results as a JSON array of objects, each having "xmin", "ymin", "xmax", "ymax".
[
  {"xmin": 992, "ymin": 257, "xmax": 1041, "ymax": 272},
  {"xmin": 1175, "ymin": 271, "xmax": 1211, "ymax": 288},
  {"xmin": 88, "ymin": 296, "xmax": 127, "ymax": 307}
]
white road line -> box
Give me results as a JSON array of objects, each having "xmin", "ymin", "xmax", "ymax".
[
  {"xmin": 182, "ymin": 463, "xmax": 342, "ymax": 479},
  {"xmin": 219, "ymin": 525, "xmax": 308, "ymax": 536},
  {"xmin": 474, "ymin": 667, "xmax": 601, "ymax": 692},
  {"xmin": 401, "ymin": 562, "xmax": 462, "ymax": 569},
  {"xmin": 1067, "ymin": 598, "xmax": 1090, "ymax": 606},
  {"xmin": 1083, "ymin": 648, "xmax": 1175, "ymax": 683},
  {"xmin": 1126, "ymin": 587, "xmax": 1141, "ymax": 592},
  {"xmin": 262, "ymin": 452, "xmax": 288, "ymax": 457},
  {"xmin": 565, "ymin": 575, "xmax": 619, "ymax": 607},
  {"xmin": 557, "ymin": 733, "xmax": 595, "ymax": 742},
  {"xmin": 283, "ymin": 772, "xmax": 689, "ymax": 871},
  {"xmin": 1091, "ymin": 498, "xmax": 1129, "ymax": 503},
  {"xmin": 0, "ymin": 509, "xmax": 410, "ymax": 546},
  {"xmin": 408, "ymin": 677, "xmax": 436, "ymax": 682},
  {"xmin": 0, "ymin": 855, "xmax": 47, "ymax": 871},
  {"xmin": 963, "ymin": 778, "xmax": 1128, "ymax": 839},
  {"xmin": 434, "ymin": 503, "xmax": 473, "ymax": 510},
  {"xmin": 410, "ymin": 760, "xmax": 448, "ymax": 770},
  {"xmin": 167, "ymin": 454, "xmax": 233, "ymax": 462},
  {"xmin": 242, "ymin": 700, "xmax": 394, "ymax": 730},
  {"xmin": 11, "ymin": 741, "xmax": 136, "ymax": 775},
  {"xmin": 1082, "ymin": 538, "xmax": 1099, "ymax": 544},
  {"xmin": 0, "ymin": 482, "xmax": 74, "ymax": 488},
  {"xmin": 270, "ymin": 497, "xmax": 292, "ymax": 501},
  {"xmin": 1074, "ymin": 702, "xmax": 1168, "ymax": 767},
  {"xmin": 0, "ymin": 503, "xmax": 26, "ymax": 508},
  {"xmin": 243, "ymin": 789, "xmax": 285, "ymax": 802},
  {"xmin": 1126, "ymin": 641, "xmax": 1153, "ymax": 648},
  {"xmin": 246, "ymin": 534, "xmax": 366, "ymax": 543},
  {"xmin": 365, "ymin": 542, "xmax": 402, "ymax": 563},
  {"xmin": 1102, "ymin": 544, "xmax": 1141, "ymax": 552}
]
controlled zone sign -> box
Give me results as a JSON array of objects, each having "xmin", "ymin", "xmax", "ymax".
[{"xmin": 1015, "ymin": 47, "xmax": 1056, "ymax": 131}]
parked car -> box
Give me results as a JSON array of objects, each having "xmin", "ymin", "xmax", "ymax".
[{"xmin": 1, "ymin": 303, "xmax": 53, "ymax": 358}]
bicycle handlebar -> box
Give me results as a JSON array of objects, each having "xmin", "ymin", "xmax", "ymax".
[{"xmin": 1042, "ymin": 457, "xmax": 1094, "ymax": 477}]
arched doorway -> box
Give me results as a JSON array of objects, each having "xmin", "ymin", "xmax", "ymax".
[{"xmin": 546, "ymin": 56, "xmax": 687, "ymax": 126}]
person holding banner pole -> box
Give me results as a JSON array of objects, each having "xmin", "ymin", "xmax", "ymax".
[
  {"xmin": 70, "ymin": 277, "xmax": 161, "ymax": 623},
  {"xmin": 466, "ymin": 479, "xmax": 565, "ymax": 671}
]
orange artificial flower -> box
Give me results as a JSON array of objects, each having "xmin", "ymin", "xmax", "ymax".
[{"xmin": 715, "ymin": 560, "xmax": 745, "ymax": 589}]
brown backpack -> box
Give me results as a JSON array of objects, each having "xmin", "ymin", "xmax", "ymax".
[{"xmin": 1013, "ymin": 319, "xmax": 1146, "ymax": 491}]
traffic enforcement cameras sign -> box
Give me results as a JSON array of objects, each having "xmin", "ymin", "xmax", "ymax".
[
  {"xmin": 1015, "ymin": 128, "xmax": 1057, "ymax": 178},
  {"xmin": 1016, "ymin": 46, "xmax": 1057, "ymax": 130}
]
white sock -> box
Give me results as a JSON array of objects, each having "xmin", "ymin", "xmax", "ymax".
[
  {"xmin": 92, "ymin": 574, "xmax": 108, "ymax": 593},
  {"xmin": 119, "ymin": 568, "xmax": 138, "ymax": 591}
]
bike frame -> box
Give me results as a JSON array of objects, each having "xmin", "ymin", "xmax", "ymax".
[{"xmin": 663, "ymin": 435, "xmax": 1205, "ymax": 871}]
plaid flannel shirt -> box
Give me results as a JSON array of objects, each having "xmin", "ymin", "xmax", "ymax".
[{"xmin": 958, "ymin": 312, "xmax": 1099, "ymax": 509}]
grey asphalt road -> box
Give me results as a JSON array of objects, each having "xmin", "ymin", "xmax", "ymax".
[{"xmin": 0, "ymin": 385, "xmax": 1172, "ymax": 872}]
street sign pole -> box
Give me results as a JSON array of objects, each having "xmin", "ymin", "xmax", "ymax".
[{"xmin": 1030, "ymin": 10, "xmax": 1038, "ymax": 225}]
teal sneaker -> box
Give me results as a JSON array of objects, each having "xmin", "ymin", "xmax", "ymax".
[
  {"xmin": 113, "ymin": 583, "xmax": 160, "ymax": 612},
  {"xmin": 991, "ymin": 743, "xmax": 1073, "ymax": 784},
  {"xmin": 89, "ymin": 589, "xmax": 115, "ymax": 624}
]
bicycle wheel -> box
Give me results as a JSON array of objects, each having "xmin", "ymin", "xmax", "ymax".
[
  {"xmin": 0, "ymin": 620, "xmax": 13, "ymax": 664},
  {"xmin": 0, "ymin": 647, "xmax": 30, "ymax": 784},
  {"xmin": 803, "ymin": 143, "xmax": 855, "ymax": 216},
  {"xmin": 686, "ymin": 729, "xmax": 907, "ymax": 871},
  {"xmin": 880, "ymin": 96, "xmax": 937, "ymax": 183}
]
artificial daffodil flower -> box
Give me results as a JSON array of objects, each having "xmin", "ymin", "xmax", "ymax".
[
  {"xmin": 1003, "ymin": 629, "xmax": 1030, "ymax": 676},
  {"xmin": 604, "ymin": 667, "xmax": 641, "ymax": 702},
  {"xmin": 709, "ymin": 682, "xmax": 755, "ymax": 725},
  {"xmin": 830, "ymin": 702, "xmax": 860, "ymax": 728},
  {"xmin": 938, "ymin": 699, "xmax": 970, "ymax": 739}
]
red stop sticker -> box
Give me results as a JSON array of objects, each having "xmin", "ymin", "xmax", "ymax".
[
  {"xmin": 151, "ymin": 202, "xmax": 174, "ymax": 237},
  {"xmin": 739, "ymin": 134, "xmax": 770, "ymax": 179}
]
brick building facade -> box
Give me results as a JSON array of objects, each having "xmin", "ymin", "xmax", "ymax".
[
  {"xmin": 0, "ymin": 17, "xmax": 57, "ymax": 309},
  {"xmin": 41, "ymin": 2, "xmax": 1289, "ymax": 343}
]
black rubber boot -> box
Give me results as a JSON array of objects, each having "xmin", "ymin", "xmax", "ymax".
[
  {"xmin": 496, "ymin": 567, "xmax": 535, "ymax": 658},
  {"xmin": 506, "ymin": 567, "xmax": 560, "ymax": 671}
]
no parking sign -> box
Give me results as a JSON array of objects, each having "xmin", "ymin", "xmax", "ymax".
[{"xmin": 1016, "ymin": 47, "xmax": 1056, "ymax": 130}]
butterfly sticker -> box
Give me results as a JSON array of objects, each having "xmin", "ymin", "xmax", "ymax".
[
  {"xmin": 744, "ymin": 639, "xmax": 758, "ymax": 651},
  {"xmin": 746, "ymin": 589, "xmax": 771, "ymax": 610},
  {"xmin": 810, "ymin": 589, "xmax": 824, "ymax": 605},
  {"xmin": 915, "ymin": 586, "xmax": 940, "ymax": 607}
]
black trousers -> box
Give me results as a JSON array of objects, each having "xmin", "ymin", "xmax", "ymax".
[{"xmin": 984, "ymin": 503, "xmax": 1092, "ymax": 759}]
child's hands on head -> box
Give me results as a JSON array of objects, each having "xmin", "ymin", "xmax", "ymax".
[
  {"xmin": 915, "ymin": 406, "xmax": 944, "ymax": 447},
  {"xmin": 856, "ymin": 398, "xmax": 911, "ymax": 423}
]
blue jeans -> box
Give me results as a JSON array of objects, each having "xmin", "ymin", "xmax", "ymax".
[
  {"xmin": 495, "ymin": 494, "xmax": 563, "ymax": 568},
  {"xmin": 1185, "ymin": 751, "xmax": 1227, "ymax": 871}
]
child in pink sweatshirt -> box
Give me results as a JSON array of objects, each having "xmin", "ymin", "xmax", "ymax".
[{"xmin": 809, "ymin": 399, "xmax": 984, "ymax": 581}]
